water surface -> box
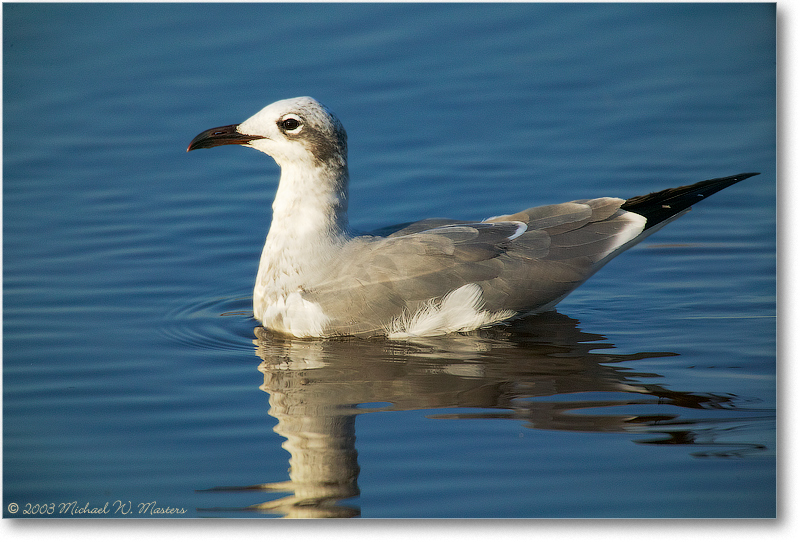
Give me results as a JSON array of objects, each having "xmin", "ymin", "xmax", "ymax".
[{"xmin": 3, "ymin": 3, "xmax": 776, "ymax": 518}]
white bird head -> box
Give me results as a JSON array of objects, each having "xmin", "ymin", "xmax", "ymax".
[{"xmin": 187, "ymin": 96, "xmax": 347, "ymax": 170}]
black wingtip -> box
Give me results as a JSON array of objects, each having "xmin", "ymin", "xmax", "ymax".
[{"xmin": 620, "ymin": 172, "xmax": 760, "ymax": 230}]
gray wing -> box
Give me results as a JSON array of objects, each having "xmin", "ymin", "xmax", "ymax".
[
  {"xmin": 304, "ymin": 197, "xmax": 645, "ymax": 335},
  {"xmin": 479, "ymin": 197, "xmax": 646, "ymax": 309}
]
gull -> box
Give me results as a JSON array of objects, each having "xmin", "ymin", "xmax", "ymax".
[{"xmin": 187, "ymin": 96, "xmax": 758, "ymax": 339}]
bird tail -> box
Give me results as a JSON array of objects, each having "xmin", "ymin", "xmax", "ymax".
[{"xmin": 620, "ymin": 172, "xmax": 760, "ymax": 230}]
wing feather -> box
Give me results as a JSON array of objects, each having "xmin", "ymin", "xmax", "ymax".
[{"xmin": 303, "ymin": 197, "xmax": 646, "ymax": 335}]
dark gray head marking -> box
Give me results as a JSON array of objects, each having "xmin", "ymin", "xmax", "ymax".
[{"xmin": 277, "ymin": 102, "xmax": 347, "ymax": 167}]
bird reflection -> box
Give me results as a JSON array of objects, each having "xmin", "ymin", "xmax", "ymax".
[{"xmin": 198, "ymin": 311, "xmax": 754, "ymax": 517}]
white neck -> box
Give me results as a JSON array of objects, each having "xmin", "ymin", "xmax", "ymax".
[
  {"xmin": 270, "ymin": 159, "xmax": 349, "ymax": 239},
  {"xmin": 253, "ymin": 159, "xmax": 349, "ymax": 321}
]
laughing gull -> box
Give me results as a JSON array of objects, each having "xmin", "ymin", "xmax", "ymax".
[{"xmin": 187, "ymin": 96, "xmax": 758, "ymax": 338}]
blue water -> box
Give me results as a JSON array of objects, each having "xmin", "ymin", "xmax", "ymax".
[{"xmin": 3, "ymin": 3, "xmax": 775, "ymax": 518}]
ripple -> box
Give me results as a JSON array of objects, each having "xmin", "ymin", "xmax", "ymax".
[{"xmin": 160, "ymin": 292, "xmax": 257, "ymax": 352}]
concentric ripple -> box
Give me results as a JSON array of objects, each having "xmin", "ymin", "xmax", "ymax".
[{"xmin": 160, "ymin": 291, "xmax": 257, "ymax": 352}]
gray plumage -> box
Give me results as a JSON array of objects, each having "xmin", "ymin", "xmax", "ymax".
[{"xmin": 187, "ymin": 96, "xmax": 758, "ymax": 338}]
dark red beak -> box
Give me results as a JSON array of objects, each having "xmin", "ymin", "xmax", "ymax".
[{"xmin": 187, "ymin": 124, "xmax": 264, "ymax": 152}]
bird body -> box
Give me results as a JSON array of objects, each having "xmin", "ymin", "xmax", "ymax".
[{"xmin": 188, "ymin": 97, "xmax": 757, "ymax": 338}]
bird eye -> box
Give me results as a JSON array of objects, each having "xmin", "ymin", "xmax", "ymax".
[{"xmin": 280, "ymin": 117, "xmax": 302, "ymax": 132}]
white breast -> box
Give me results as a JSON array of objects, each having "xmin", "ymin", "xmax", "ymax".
[{"xmin": 256, "ymin": 291, "xmax": 331, "ymax": 337}]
